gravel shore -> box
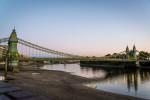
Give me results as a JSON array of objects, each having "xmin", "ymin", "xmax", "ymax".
[{"xmin": 0, "ymin": 66, "xmax": 145, "ymax": 100}]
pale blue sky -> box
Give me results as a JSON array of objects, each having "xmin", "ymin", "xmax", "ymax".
[{"xmin": 0, "ymin": 0, "xmax": 150, "ymax": 56}]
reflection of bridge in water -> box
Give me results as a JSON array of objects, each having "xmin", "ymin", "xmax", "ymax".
[
  {"xmin": 81, "ymin": 66, "xmax": 150, "ymax": 92},
  {"xmin": 0, "ymin": 28, "xmax": 150, "ymax": 72}
]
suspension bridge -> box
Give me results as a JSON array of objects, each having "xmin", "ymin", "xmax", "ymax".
[{"xmin": 0, "ymin": 28, "xmax": 150, "ymax": 72}]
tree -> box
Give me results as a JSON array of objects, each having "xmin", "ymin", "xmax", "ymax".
[
  {"xmin": 105, "ymin": 54, "xmax": 111, "ymax": 56},
  {"xmin": 138, "ymin": 51, "xmax": 150, "ymax": 59}
]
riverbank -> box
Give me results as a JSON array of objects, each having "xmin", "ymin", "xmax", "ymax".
[{"xmin": 0, "ymin": 66, "xmax": 145, "ymax": 100}]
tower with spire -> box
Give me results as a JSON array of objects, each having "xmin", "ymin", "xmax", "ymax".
[
  {"xmin": 125, "ymin": 45, "xmax": 137, "ymax": 59},
  {"xmin": 126, "ymin": 46, "xmax": 129, "ymax": 59},
  {"xmin": 8, "ymin": 28, "xmax": 18, "ymax": 52},
  {"xmin": 8, "ymin": 28, "xmax": 19, "ymax": 72},
  {"xmin": 132, "ymin": 45, "xmax": 137, "ymax": 58}
]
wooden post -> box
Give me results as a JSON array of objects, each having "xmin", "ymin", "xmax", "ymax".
[{"xmin": 4, "ymin": 52, "xmax": 8, "ymax": 78}]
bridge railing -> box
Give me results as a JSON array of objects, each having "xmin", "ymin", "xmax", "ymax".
[
  {"xmin": 18, "ymin": 38, "xmax": 81, "ymax": 58},
  {"xmin": 0, "ymin": 38, "xmax": 9, "ymax": 43}
]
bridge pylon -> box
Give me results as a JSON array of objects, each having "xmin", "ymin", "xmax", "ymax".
[
  {"xmin": 126, "ymin": 46, "xmax": 129, "ymax": 59},
  {"xmin": 8, "ymin": 28, "xmax": 19, "ymax": 72},
  {"xmin": 133, "ymin": 45, "xmax": 137, "ymax": 58}
]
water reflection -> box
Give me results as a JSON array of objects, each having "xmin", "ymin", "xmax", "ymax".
[
  {"xmin": 40, "ymin": 64, "xmax": 106, "ymax": 78},
  {"xmin": 39, "ymin": 64, "xmax": 150, "ymax": 99},
  {"xmin": 87, "ymin": 68, "xmax": 150, "ymax": 99}
]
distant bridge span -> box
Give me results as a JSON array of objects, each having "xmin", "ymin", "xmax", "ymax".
[{"xmin": 0, "ymin": 28, "xmax": 150, "ymax": 72}]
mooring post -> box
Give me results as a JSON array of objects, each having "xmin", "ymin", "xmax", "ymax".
[{"xmin": 4, "ymin": 52, "xmax": 8, "ymax": 78}]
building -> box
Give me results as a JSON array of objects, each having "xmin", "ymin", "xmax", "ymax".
[{"xmin": 0, "ymin": 45, "xmax": 8, "ymax": 58}]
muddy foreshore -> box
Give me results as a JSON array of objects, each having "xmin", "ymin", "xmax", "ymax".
[{"xmin": 0, "ymin": 66, "xmax": 145, "ymax": 100}]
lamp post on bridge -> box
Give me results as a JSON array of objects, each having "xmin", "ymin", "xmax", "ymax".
[{"xmin": 8, "ymin": 28, "xmax": 19, "ymax": 72}]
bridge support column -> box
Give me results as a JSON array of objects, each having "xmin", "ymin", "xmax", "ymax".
[
  {"xmin": 8, "ymin": 60, "xmax": 19, "ymax": 72},
  {"xmin": 8, "ymin": 28, "xmax": 19, "ymax": 72},
  {"xmin": 133, "ymin": 45, "xmax": 137, "ymax": 59},
  {"xmin": 126, "ymin": 46, "xmax": 129, "ymax": 59}
]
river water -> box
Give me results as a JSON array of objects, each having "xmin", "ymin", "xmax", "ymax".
[{"xmin": 40, "ymin": 64, "xmax": 150, "ymax": 99}]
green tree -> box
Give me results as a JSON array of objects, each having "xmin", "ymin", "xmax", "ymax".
[
  {"xmin": 138, "ymin": 51, "xmax": 150, "ymax": 59},
  {"xmin": 105, "ymin": 54, "xmax": 111, "ymax": 56}
]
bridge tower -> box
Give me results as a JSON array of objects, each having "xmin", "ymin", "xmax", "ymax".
[
  {"xmin": 133, "ymin": 45, "xmax": 137, "ymax": 58},
  {"xmin": 126, "ymin": 46, "xmax": 129, "ymax": 59},
  {"xmin": 8, "ymin": 28, "xmax": 19, "ymax": 72}
]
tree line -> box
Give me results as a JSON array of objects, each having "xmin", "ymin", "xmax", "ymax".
[{"xmin": 105, "ymin": 51, "xmax": 150, "ymax": 60}]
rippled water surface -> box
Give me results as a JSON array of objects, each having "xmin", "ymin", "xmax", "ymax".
[
  {"xmin": 39, "ymin": 64, "xmax": 150, "ymax": 99},
  {"xmin": 40, "ymin": 64, "xmax": 106, "ymax": 78},
  {"xmin": 85, "ymin": 68, "xmax": 150, "ymax": 99}
]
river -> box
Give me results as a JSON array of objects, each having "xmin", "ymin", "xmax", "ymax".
[{"xmin": 39, "ymin": 64, "xmax": 150, "ymax": 99}]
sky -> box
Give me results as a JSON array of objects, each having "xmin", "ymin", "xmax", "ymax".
[{"xmin": 0, "ymin": 0, "xmax": 150, "ymax": 56}]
